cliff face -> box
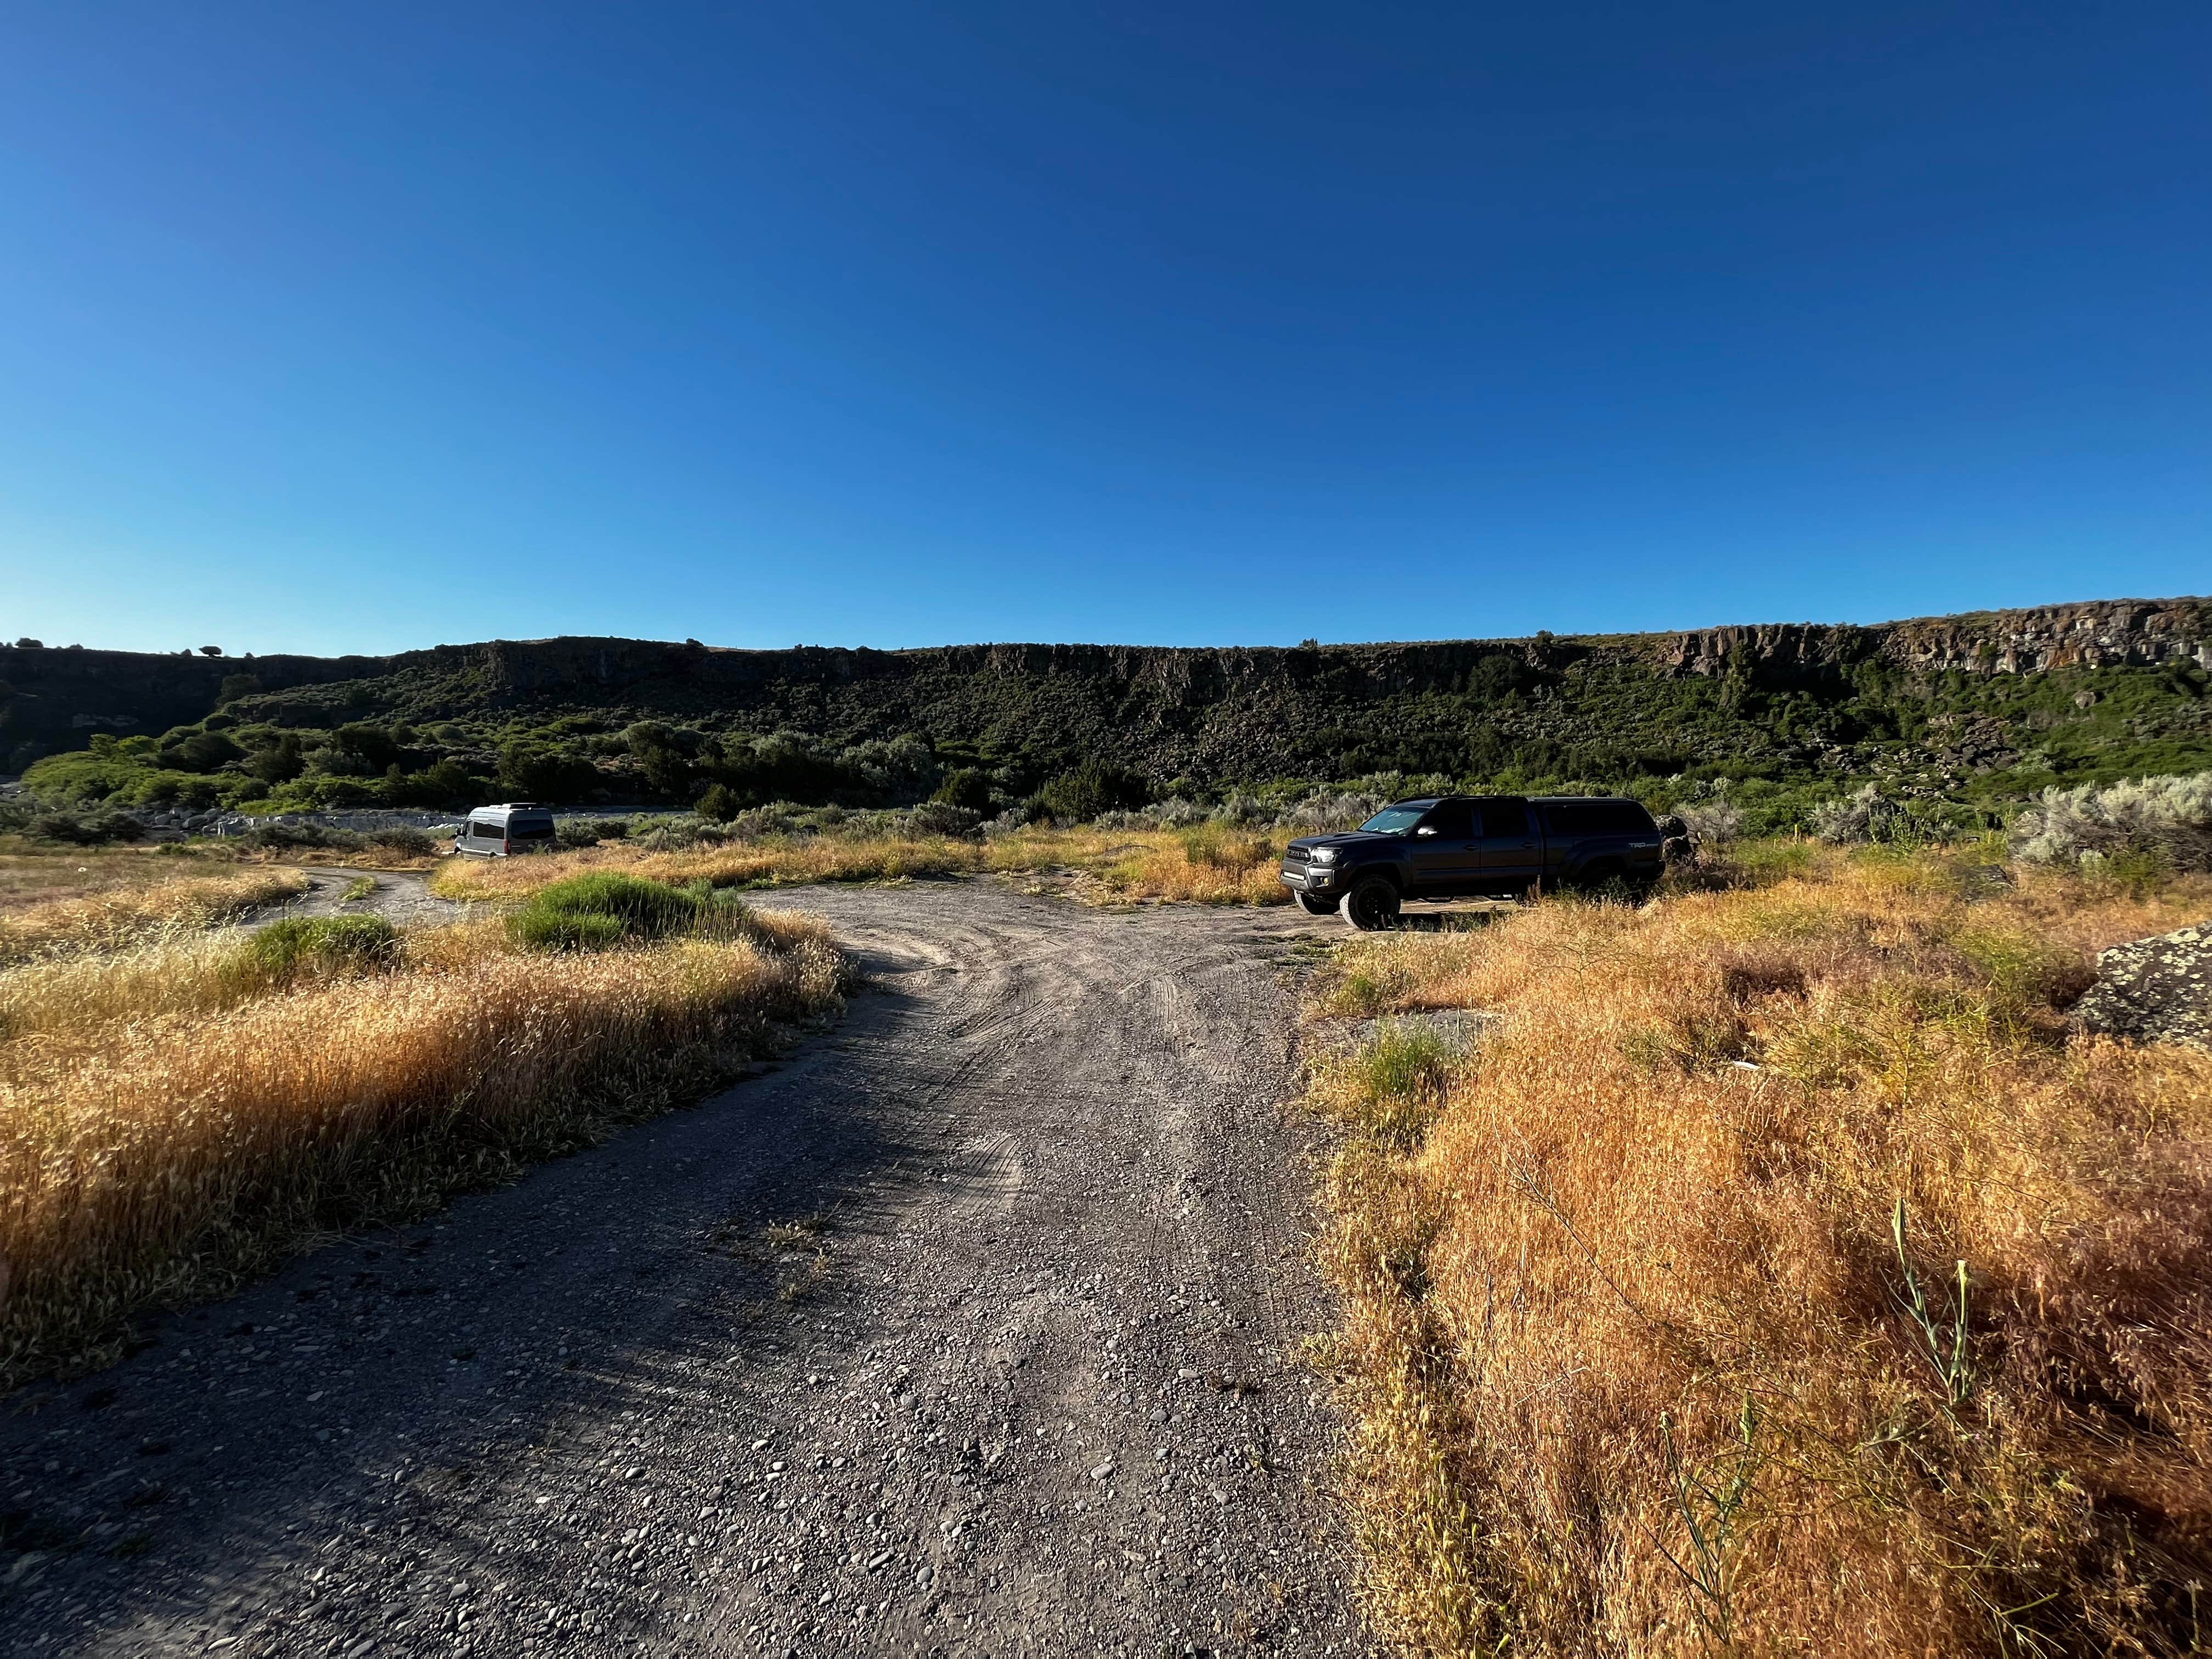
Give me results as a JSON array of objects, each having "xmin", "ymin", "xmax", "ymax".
[
  {"xmin": 3, "ymin": 596, "xmax": 2207, "ymax": 774},
  {"xmin": 1660, "ymin": 599, "xmax": 2212, "ymax": 678},
  {"xmin": 385, "ymin": 595, "xmax": 2212, "ymax": 703},
  {"xmin": 0, "ymin": 647, "xmax": 377, "ymax": 760}
]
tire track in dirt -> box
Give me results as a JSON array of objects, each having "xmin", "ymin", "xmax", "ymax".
[{"xmin": 0, "ymin": 881, "xmax": 1366, "ymax": 1657}]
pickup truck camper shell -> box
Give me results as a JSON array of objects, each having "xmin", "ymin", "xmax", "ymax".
[{"xmin": 1279, "ymin": 794, "xmax": 1662, "ymax": 929}]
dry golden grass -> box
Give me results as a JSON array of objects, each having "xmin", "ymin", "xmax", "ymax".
[
  {"xmin": 1308, "ymin": 845, "xmax": 2212, "ymax": 1655},
  {"xmin": 0, "ymin": 865, "xmax": 307, "ymax": 964},
  {"xmin": 0, "ymin": 913, "xmax": 848, "ymax": 1385},
  {"xmin": 0, "ymin": 846, "xmax": 216, "ymax": 912},
  {"xmin": 428, "ymin": 825, "xmax": 1293, "ymax": 908}
]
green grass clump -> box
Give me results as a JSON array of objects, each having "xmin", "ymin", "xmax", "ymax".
[
  {"xmin": 244, "ymin": 916, "xmax": 400, "ymax": 983},
  {"xmin": 507, "ymin": 872, "xmax": 744, "ymax": 952},
  {"xmin": 1333, "ymin": 1019, "xmax": 1458, "ymax": 1149}
]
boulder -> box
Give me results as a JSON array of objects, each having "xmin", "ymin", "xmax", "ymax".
[{"xmin": 2075, "ymin": 923, "xmax": 2212, "ymax": 1049}]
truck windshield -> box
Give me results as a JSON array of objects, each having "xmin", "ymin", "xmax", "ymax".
[{"xmin": 1357, "ymin": 805, "xmax": 1431, "ymax": 834}]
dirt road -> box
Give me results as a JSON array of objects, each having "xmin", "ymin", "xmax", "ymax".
[
  {"xmin": 1, "ymin": 880, "xmax": 1373, "ymax": 1657},
  {"xmin": 257, "ymin": 866, "xmax": 465, "ymax": 929}
]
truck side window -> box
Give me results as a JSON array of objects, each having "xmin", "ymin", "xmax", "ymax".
[
  {"xmin": 1477, "ymin": 799, "xmax": 1528, "ymax": 837},
  {"xmin": 1421, "ymin": 801, "xmax": 1475, "ymax": 838}
]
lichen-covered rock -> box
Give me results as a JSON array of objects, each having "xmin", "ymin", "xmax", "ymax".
[{"xmin": 2075, "ymin": 922, "xmax": 2212, "ymax": 1049}]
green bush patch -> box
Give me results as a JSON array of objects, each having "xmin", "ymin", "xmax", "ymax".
[
  {"xmin": 244, "ymin": 916, "xmax": 400, "ymax": 984},
  {"xmin": 507, "ymin": 873, "xmax": 746, "ymax": 953}
]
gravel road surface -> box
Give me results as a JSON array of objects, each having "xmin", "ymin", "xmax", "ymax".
[
  {"xmin": 2, "ymin": 881, "xmax": 1372, "ymax": 1657},
  {"xmin": 256, "ymin": 867, "xmax": 465, "ymax": 929}
]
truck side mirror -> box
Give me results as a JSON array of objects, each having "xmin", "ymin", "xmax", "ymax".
[{"xmin": 1415, "ymin": 826, "xmax": 1437, "ymax": 837}]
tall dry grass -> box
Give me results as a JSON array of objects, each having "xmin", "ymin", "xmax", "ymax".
[
  {"xmin": 429, "ymin": 825, "xmax": 1292, "ymax": 907},
  {"xmin": 0, "ymin": 866, "xmax": 306, "ymax": 964},
  {"xmin": 1308, "ymin": 847, "xmax": 2212, "ymax": 1655},
  {"xmin": 0, "ymin": 914, "xmax": 848, "ymax": 1385}
]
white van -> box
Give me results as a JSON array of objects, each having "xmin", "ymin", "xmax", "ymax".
[{"xmin": 453, "ymin": 803, "xmax": 558, "ymax": 857}]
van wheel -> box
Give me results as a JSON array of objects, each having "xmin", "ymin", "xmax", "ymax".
[
  {"xmin": 1339, "ymin": 874, "xmax": 1401, "ymax": 931},
  {"xmin": 1296, "ymin": 894, "xmax": 1335, "ymax": 916}
]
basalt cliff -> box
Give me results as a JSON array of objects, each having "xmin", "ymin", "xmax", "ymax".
[{"xmin": 4, "ymin": 596, "xmax": 2207, "ymax": 789}]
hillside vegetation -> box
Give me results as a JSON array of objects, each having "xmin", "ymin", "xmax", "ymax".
[
  {"xmin": 1310, "ymin": 846, "xmax": 2212, "ymax": 1654},
  {"xmin": 7, "ymin": 600, "xmax": 2208, "ymax": 835}
]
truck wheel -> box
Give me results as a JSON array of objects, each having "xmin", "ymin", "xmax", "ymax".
[
  {"xmin": 1339, "ymin": 874, "xmax": 1401, "ymax": 931},
  {"xmin": 1296, "ymin": 893, "xmax": 1335, "ymax": 916}
]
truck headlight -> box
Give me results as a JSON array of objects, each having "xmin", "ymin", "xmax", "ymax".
[{"xmin": 1310, "ymin": 847, "xmax": 1338, "ymax": 865}]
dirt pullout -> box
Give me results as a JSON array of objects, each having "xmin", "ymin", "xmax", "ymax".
[
  {"xmin": 250, "ymin": 865, "xmax": 469, "ymax": 929},
  {"xmin": 1, "ymin": 880, "xmax": 1368, "ymax": 1656}
]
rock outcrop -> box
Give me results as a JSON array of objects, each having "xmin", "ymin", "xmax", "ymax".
[
  {"xmin": 1660, "ymin": 597, "xmax": 2211, "ymax": 679},
  {"xmin": 2075, "ymin": 922, "xmax": 2212, "ymax": 1049}
]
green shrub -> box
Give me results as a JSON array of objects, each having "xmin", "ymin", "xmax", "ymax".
[
  {"xmin": 29, "ymin": 810, "xmax": 143, "ymax": 845},
  {"xmin": 507, "ymin": 873, "xmax": 743, "ymax": 953},
  {"xmin": 697, "ymin": 783, "xmax": 740, "ymax": 822},
  {"xmin": 932, "ymin": 767, "xmax": 994, "ymax": 814},
  {"xmin": 239, "ymin": 821, "xmax": 367, "ymax": 853},
  {"xmin": 497, "ymin": 741, "xmax": 598, "ymax": 804},
  {"xmin": 1336, "ymin": 1020, "xmax": 1457, "ymax": 1148},
  {"xmin": 365, "ymin": 827, "xmax": 436, "ymax": 859},
  {"xmin": 244, "ymin": 916, "xmax": 400, "ymax": 983},
  {"xmin": 1037, "ymin": 760, "xmax": 1148, "ymax": 825}
]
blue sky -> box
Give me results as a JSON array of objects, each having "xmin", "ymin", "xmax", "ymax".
[{"xmin": 1, "ymin": 3, "xmax": 2205, "ymax": 655}]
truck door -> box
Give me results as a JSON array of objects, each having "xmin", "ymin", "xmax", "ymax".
[
  {"xmin": 1409, "ymin": 799, "xmax": 1481, "ymax": 895},
  {"xmin": 1476, "ymin": 798, "xmax": 1542, "ymax": 886}
]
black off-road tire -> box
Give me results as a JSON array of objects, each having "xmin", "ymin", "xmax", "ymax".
[
  {"xmin": 1339, "ymin": 873, "xmax": 1401, "ymax": 932},
  {"xmin": 1296, "ymin": 893, "xmax": 1336, "ymax": 916},
  {"xmin": 1574, "ymin": 858, "xmax": 1626, "ymax": 894}
]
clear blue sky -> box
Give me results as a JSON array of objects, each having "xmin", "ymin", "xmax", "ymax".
[{"xmin": 2, "ymin": 3, "xmax": 2205, "ymax": 656}]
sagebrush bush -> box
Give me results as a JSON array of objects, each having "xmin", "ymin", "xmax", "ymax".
[
  {"xmin": 238, "ymin": 820, "xmax": 368, "ymax": 853},
  {"xmin": 364, "ymin": 826, "xmax": 436, "ymax": 859},
  {"xmin": 1677, "ymin": 797, "xmax": 1743, "ymax": 845},
  {"xmin": 2010, "ymin": 769, "xmax": 2212, "ymax": 873},
  {"xmin": 555, "ymin": 815, "xmax": 622, "ymax": 848}
]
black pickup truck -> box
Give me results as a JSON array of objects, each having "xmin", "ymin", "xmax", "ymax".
[{"xmin": 1280, "ymin": 794, "xmax": 1663, "ymax": 928}]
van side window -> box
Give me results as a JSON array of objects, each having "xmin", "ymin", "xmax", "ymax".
[{"xmin": 471, "ymin": 821, "xmax": 500, "ymax": 839}]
